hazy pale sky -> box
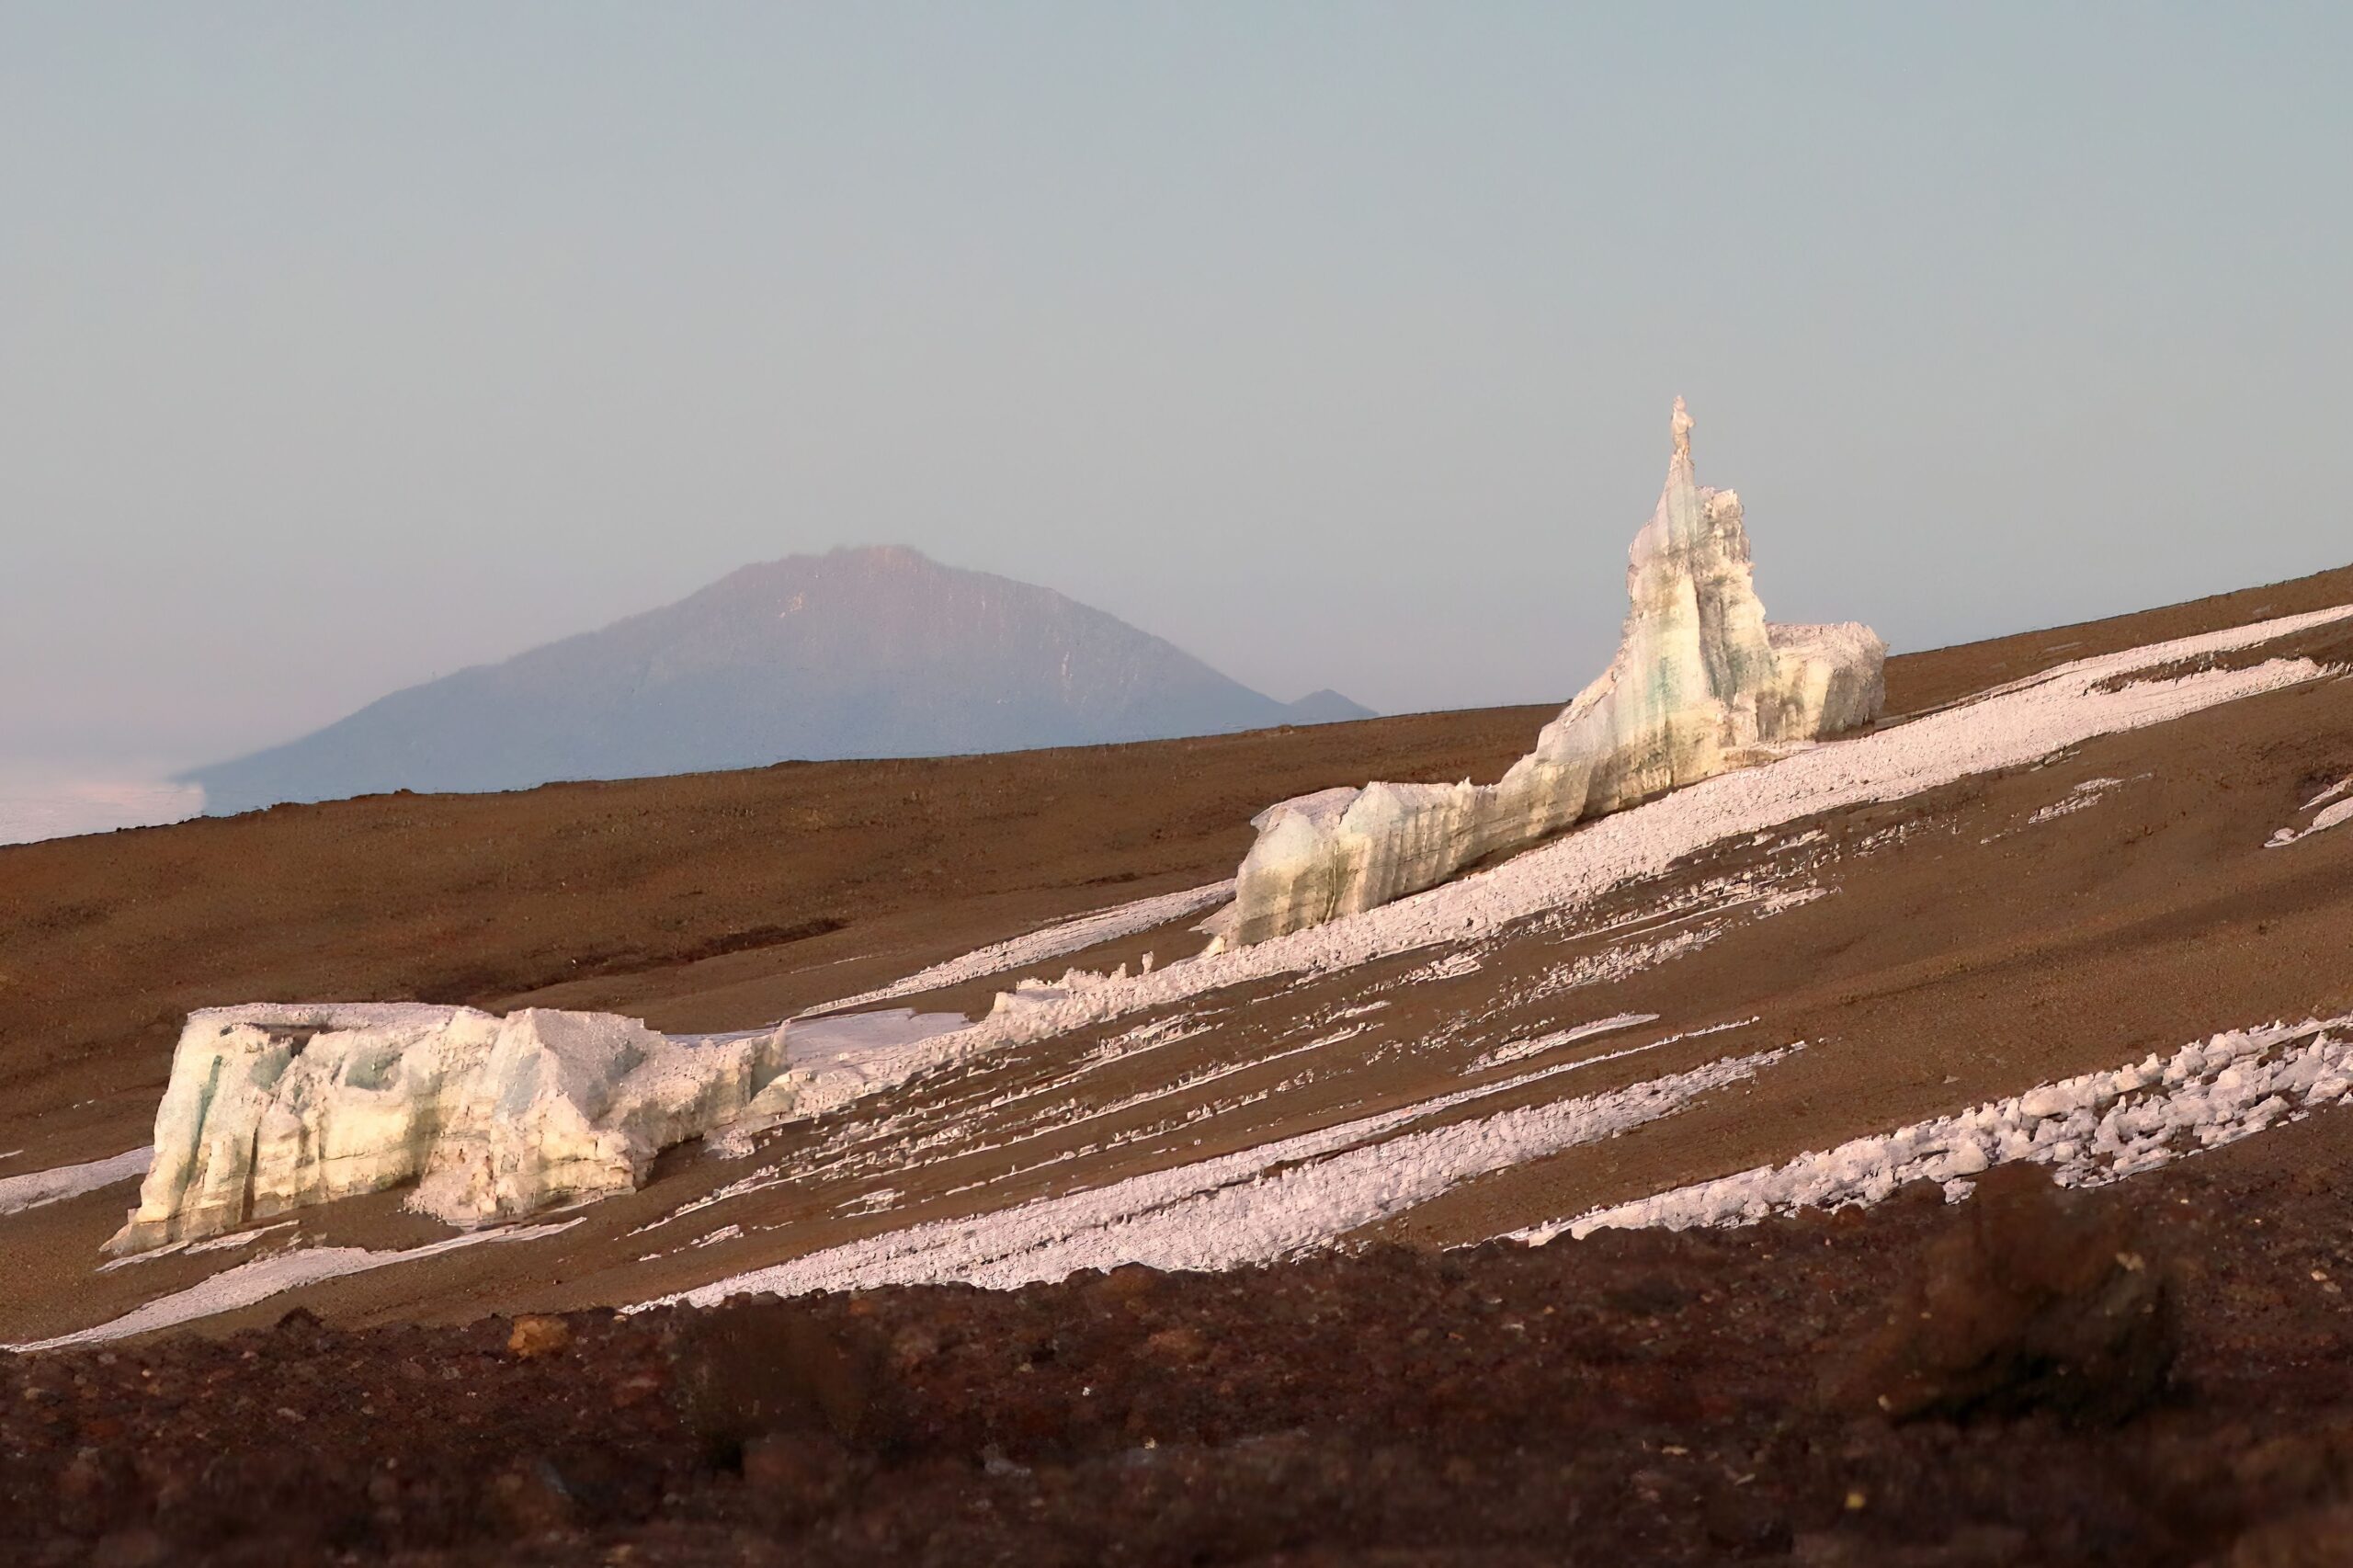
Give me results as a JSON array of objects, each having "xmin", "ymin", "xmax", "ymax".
[{"xmin": 5, "ymin": 3, "xmax": 2348, "ymax": 784}]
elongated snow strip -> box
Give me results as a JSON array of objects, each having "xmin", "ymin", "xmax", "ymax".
[
  {"xmin": 1516, "ymin": 1015, "xmax": 2353, "ymax": 1244},
  {"xmin": 747, "ymin": 604, "xmax": 2353, "ymax": 1104},
  {"xmin": 8, "ymin": 1221, "xmax": 582, "ymax": 1353},
  {"xmin": 2306, "ymin": 777, "xmax": 2353, "ymax": 812},
  {"xmin": 1469, "ymin": 1014, "xmax": 1660, "ymax": 1072},
  {"xmin": 2268, "ymin": 792, "xmax": 2353, "ymax": 847},
  {"xmin": 97, "ymin": 1221, "xmax": 299, "ymax": 1273},
  {"xmin": 639, "ymin": 1041, "xmax": 1791, "ymax": 1304},
  {"xmin": 807, "ymin": 880, "xmax": 1237, "ymax": 1015},
  {"xmin": 0, "ymin": 1147, "xmax": 153, "ymax": 1217}
]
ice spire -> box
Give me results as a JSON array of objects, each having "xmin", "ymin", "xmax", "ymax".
[{"xmin": 1214, "ymin": 401, "xmax": 1887, "ymax": 945}]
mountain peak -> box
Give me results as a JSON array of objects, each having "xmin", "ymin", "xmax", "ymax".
[{"xmin": 188, "ymin": 552, "xmax": 1364, "ymax": 812}]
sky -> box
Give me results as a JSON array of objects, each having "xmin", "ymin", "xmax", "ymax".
[{"xmin": 4, "ymin": 3, "xmax": 2348, "ymax": 836}]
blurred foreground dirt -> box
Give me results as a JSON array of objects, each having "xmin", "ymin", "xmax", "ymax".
[{"xmin": 8, "ymin": 1100, "xmax": 2353, "ymax": 1566}]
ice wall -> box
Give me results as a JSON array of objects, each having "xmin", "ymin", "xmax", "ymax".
[
  {"xmin": 108, "ymin": 1003, "xmax": 792, "ymax": 1254},
  {"xmin": 1222, "ymin": 401, "xmax": 1885, "ymax": 945}
]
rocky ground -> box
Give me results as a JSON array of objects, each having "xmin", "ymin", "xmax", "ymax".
[{"xmin": 8, "ymin": 1100, "xmax": 2353, "ymax": 1567}]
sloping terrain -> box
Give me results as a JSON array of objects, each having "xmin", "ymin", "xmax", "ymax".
[
  {"xmin": 186, "ymin": 544, "xmax": 1367, "ymax": 813},
  {"xmin": 5, "ymin": 562, "xmax": 2352, "ymax": 1356},
  {"xmin": 0, "ymin": 701, "xmax": 1553, "ymax": 1186},
  {"xmin": 7, "ymin": 563, "xmax": 2353, "ymax": 1564}
]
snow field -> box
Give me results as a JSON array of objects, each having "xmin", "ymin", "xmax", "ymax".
[
  {"xmin": 643, "ymin": 1038, "xmax": 1796, "ymax": 1303},
  {"xmin": 1522, "ymin": 1015, "xmax": 2353, "ymax": 1243}
]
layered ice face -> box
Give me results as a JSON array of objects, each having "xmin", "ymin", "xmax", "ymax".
[
  {"xmin": 106, "ymin": 1004, "xmax": 788, "ymax": 1253},
  {"xmin": 106, "ymin": 1001, "xmax": 965, "ymax": 1255},
  {"xmin": 1220, "ymin": 401, "xmax": 1886, "ymax": 946}
]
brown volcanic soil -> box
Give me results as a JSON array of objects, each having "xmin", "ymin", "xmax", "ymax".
[
  {"xmin": 5, "ymin": 557, "xmax": 2347, "ymax": 1173},
  {"xmin": 0, "ymin": 703, "xmax": 1554, "ymax": 1169},
  {"xmin": 32, "ymin": 602, "xmax": 2333, "ymax": 1347},
  {"xmin": 8, "ymin": 1113, "xmax": 2353, "ymax": 1567},
  {"xmin": 7, "ymin": 563, "xmax": 2353, "ymax": 1563},
  {"xmin": 7, "ymin": 563, "xmax": 2353, "ymax": 1350},
  {"xmin": 1879, "ymin": 561, "xmax": 2353, "ymax": 716}
]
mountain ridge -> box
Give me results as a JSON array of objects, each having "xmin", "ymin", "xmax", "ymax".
[{"xmin": 186, "ymin": 546, "xmax": 1370, "ymax": 813}]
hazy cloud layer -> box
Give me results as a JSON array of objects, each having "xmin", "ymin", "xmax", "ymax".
[{"xmin": 0, "ymin": 772, "xmax": 204, "ymax": 847}]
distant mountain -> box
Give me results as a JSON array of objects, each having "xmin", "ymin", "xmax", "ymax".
[
  {"xmin": 187, "ymin": 547, "xmax": 1373, "ymax": 814},
  {"xmin": 1280, "ymin": 688, "xmax": 1378, "ymax": 725}
]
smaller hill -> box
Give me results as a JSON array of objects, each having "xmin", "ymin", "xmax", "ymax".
[{"xmin": 1282, "ymin": 689, "xmax": 1379, "ymax": 724}]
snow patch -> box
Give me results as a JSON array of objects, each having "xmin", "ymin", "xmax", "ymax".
[
  {"xmin": 761, "ymin": 1008, "xmax": 968, "ymax": 1067},
  {"xmin": 1403, "ymin": 949, "xmax": 1483, "ymax": 983},
  {"xmin": 97, "ymin": 1221, "xmax": 299, "ymax": 1273},
  {"xmin": 1525, "ymin": 928, "xmax": 1719, "ymax": 1004},
  {"xmin": 811, "ymin": 881, "xmax": 1234, "ymax": 1012},
  {"xmin": 1470, "ymin": 1014, "xmax": 1661, "ymax": 1073},
  {"xmin": 0, "ymin": 1147, "xmax": 153, "ymax": 1217},
  {"xmin": 1522, "ymin": 1015, "xmax": 2353, "ymax": 1243},
  {"xmin": 11, "ymin": 1221, "xmax": 579, "ymax": 1352},
  {"xmin": 642, "ymin": 1043, "xmax": 1791, "ymax": 1303},
  {"xmin": 2267, "ymin": 778, "xmax": 2353, "ymax": 846},
  {"xmin": 2029, "ymin": 777, "xmax": 2124, "ymax": 824}
]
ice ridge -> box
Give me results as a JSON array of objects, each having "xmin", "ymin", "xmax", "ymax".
[
  {"xmin": 106, "ymin": 1002, "xmax": 951, "ymax": 1255},
  {"xmin": 1219, "ymin": 400, "xmax": 1886, "ymax": 945}
]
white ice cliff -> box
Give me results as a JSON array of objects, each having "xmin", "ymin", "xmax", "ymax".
[
  {"xmin": 1220, "ymin": 400, "xmax": 1886, "ymax": 946},
  {"xmin": 107, "ymin": 1001, "xmax": 955, "ymax": 1254}
]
